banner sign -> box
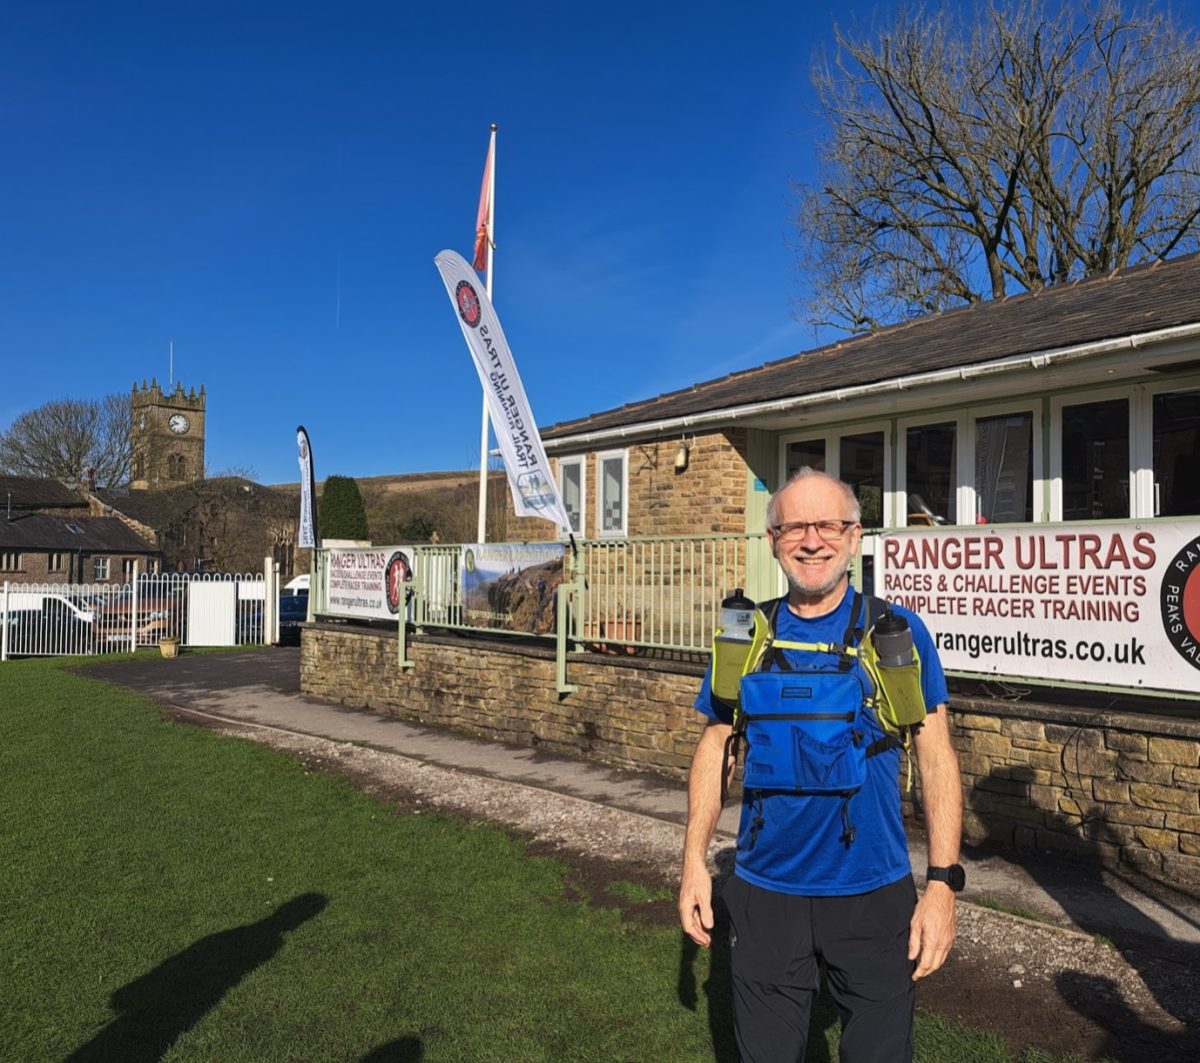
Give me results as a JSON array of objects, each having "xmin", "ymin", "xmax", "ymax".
[
  {"xmin": 325, "ymin": 547, "xmax": 414, "ymax": 622},
  {"xmin": 459, "ymin": 542, "xmax": 565, "ymax": 634},
  {"xmin": 878, "ymin": 522, "xmax": 1200, "ymax": 696},
  {"xmin": 296, "ymin": 426, "xmax": 318, "ymax": 549},
  {"xmin": 434, "ymin": 249, "xmax": 572, "ymax": 533}
]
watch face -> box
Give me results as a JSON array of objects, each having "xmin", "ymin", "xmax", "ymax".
[{"xmin": 168, "ymin": 414, "xmax": 190, "ymax": 434}]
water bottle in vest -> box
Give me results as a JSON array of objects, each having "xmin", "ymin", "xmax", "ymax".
[
  {"xmin": 711, "ymin": 588, "xmax": 756, "ymax": 704},
  {"xmin": 871, "ymin": 608, "xmax": 926, "ymax": 727}
]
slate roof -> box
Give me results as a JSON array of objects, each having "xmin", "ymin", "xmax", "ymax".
[
  {"xmin": 0, "ymin": 476, "xmax": 88, "ymax": 509},
  {"xmin": 542, "ymin": 252, "xmax": 1200, "ymax": 440},
  {"xmin": 0, "ymin": 513, "xmax": 157, "ymax": 553}
]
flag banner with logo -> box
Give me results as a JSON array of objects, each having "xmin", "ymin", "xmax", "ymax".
[
  {"xmin": 296, "ymin": 425, "xmax": 318, "ymax": 548},
  {"xmin": 434, "ymin": 249, "xmax": 571, "ymax": 533},
  {"xmin": 473, "ymin": 135, "xmax": 493, "ymax": 272},
  {"xmin": 878, "ymin": 520, "xmax": 1200, "ymax": 698}
]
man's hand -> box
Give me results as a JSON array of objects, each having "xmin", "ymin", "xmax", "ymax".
[
  {"xmin": 908, "ymin": 882, "xmax": 957, "ymax": 979},
  {"xmin": 678, "ymin": 862, "xmax": 715, "ymax": 947}
]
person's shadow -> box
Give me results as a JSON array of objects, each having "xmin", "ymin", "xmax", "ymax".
[
  {"xmin": 677, "ymin": 855, "xmax": 839, "ymax": 1062},
  {"xmin": 65, "ymin": 892, "xmax": 328, "ymax": 1063},
  {"xmin": 360, "ymin": 1036, "xmax": 423, "ymax": 1061}
]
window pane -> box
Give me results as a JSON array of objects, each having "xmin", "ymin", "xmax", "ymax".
[
  {"xmin": 786, "ymin": 439, "xmax": 825, "ymax": 479},
  {"xmin": 561, "ymin": 462, "xmax": 582, "ymax": 534},
  {"xmin": 601, "ymin": 457, "xmax": 624, "ymax": 533},
  {"xmin": 1061, "ymin": 399, "xmax": 1128, "ymax": 520},
  {"xmin": 839, "ymin": 432, "xmax": 885, "ymax": 529},
  {"xmin": 975, "ymin": 412, "xmax": 1033, "ymax": 523},
  {"xmin": 1154, "ymin": 391, "xmax": 1200, "ymax": 517},
  {"xmin": 906, "ymin": 423, "xmax": 957, "ymax": 525}
]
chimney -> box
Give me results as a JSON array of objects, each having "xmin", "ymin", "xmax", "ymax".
[{"xmin": 84, "ymin": 466, "xmax": 96, "ymax": 492}]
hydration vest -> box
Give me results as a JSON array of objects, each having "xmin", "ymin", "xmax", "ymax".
[{"xmin": 718, "ymin": 592, "xmax": 927, "ymax": 845}]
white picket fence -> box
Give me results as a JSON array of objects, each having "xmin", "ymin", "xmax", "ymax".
[{"xmin": 0, "ymin": 561, "xmax": 280, "ymax": 660}]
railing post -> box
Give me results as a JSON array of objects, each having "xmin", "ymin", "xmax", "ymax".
[
  {"xmin": 556, "ymin": 576, "xmax": 579, "ymax": 694},
  {"xmin": 130, "ymin": 560, "xmax": 140, "ymax": 653},
  {"xmin": 398, "ymin": 568, "xmax": 415, "ymax": 671},
  {"xmin": 1, "ymin": 580, "xmax": 9, "ymax": 662}
]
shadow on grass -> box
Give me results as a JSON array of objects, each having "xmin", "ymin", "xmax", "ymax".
[
  {"xmin": 360, "ymin": 1035, "xmax": 423, "ymax": 1061},
  {"xmin": 64, "ymin": 892, "xmax": 328, "ymax": 1063},
  {"xmin": 676, "ymin": 865, "xmax": 839, "ymax": 1063}
]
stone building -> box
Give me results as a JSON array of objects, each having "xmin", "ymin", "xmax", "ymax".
[{"xmin": 130, "ymin": 380, "xmax": 206, "ymax": 489}]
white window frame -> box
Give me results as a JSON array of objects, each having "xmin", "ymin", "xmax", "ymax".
[
  {"xmin": 0, "ymin": 551, "xmax": 20, "ymax": 572},
  {"xmin": 896, "ymin": 412, "xmax": 968, "ymax": 527},
  {"xmin": 122, "ymin": 558, "xmax": 137, "ymax": 580},
  {"xmin": 1050, "ymin": 388, "xmax": 1133, "ymax": 521},
  {"xmin": 48, "ymin": 552, "xmax": 66, "ymax": 572},
  {"xmin": 556, "ymin": 456, "xmax": 586, "ymax": 538},
  {"xmin": 777, "ymin": 421, "xmax": 895, "ymax": 526},
  {"xmin": 93, "ymin": 556, "xmax": 110, "ymax": 581},
  {"xmin": 596, "ymin": 448, "xmax": 628, "ymax": 538},
  {"xmin": 1134, "ymin": 378, "xmax": 1200, "ymax": 518},
  {"xmin": 963, "ymin": 401, "xmax": 1046, "ymax": 525}
]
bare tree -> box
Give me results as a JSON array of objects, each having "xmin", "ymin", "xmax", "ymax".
[
  {"xmin": 796, "ymin": 1, "xmax": 1200, "ymax": 331},
  {"xmin": 0, "ymin": 393, "xmax": 132, "ymax": 486}
]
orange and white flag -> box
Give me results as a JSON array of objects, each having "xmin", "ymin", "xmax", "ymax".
[{"xmin": 472, "ymin": 130, "xmax": 494, "ymax": 272}]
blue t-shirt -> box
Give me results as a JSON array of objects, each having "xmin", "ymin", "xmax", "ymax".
[{"xmin": 695, "ymin": 586, "xmax": 948, "ymax": 896}]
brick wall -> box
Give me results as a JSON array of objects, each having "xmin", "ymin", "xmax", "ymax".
[{"xmin": 302, "ymin": 625, "xmax": 1200, "ymax": 894}]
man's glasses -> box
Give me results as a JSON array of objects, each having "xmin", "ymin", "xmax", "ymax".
[{"xmin": 770, "ymin": 520, "xmax": 858, "ymax": 543}]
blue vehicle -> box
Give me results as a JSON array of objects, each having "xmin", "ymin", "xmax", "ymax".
[{"xmin": 278, "ymin": 591, "xmax": 309, "ymax": 645}]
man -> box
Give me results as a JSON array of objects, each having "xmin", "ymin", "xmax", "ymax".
[{"xmin": 678, "ymin": 468, "xmax": 962, "ymax": 1063}]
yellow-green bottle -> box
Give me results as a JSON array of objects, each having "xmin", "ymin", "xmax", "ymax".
[{"xmin": 711, "ymin": 588, "xmax": 756, "ymax": 704}]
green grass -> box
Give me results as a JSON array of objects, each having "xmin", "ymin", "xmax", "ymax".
[
  {"xmin": 0, "ymin": 657, "xmax": 1091, "ymax": 1062},
  {"xmin": 974, "ymin": 894, "xmax": 1046, "ymax": 923},
  {"xmin": 604, "ymin": 879, "xmax": 677, "ymax": 904}
]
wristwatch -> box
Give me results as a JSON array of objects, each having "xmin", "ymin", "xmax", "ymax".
[{"xmin": 926, "ymin": 864, "xmax": 966, "ymax": 892}]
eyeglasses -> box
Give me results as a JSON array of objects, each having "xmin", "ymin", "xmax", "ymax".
[{"xmin": 770, "ymin": 519, "xmax": 858, "ymax": 543}]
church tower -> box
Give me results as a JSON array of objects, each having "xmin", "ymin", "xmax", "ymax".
[{"xmin": 130, "ymin": 380, "xmax": 206, "ymax": 490}]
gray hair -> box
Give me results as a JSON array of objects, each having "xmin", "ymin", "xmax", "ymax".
[{"xmin": 766, "ymin": 467, "xmax": 861, "ymax": 529}]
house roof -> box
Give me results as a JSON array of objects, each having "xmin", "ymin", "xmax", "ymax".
[
  {"xmin": 542, "ymin": 252, "xmax": 1200, "ymax": 441},
  {"xmin": 0, "ymin": 513, "xmax": 157, "ymax": 553},
  {"xmin": 96, "ymin": 479, "xmax": 295, "ymax": 529},
  {"xmin": 0, "ymin": 476, "xmax": 88, "ymax": 510}
]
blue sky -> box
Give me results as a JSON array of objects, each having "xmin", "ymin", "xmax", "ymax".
[{"xmin": 2, "ymin": 1, "xmax": 874, "ymax": 484}]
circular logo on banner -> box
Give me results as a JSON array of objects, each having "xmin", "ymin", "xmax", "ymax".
[
  {"xmin": 385, "ymin": 551, "xmax": 412, "ymax": 615},
  {"xmin": 1161, "ymin": 539, "xmax": 1200, "ymax": 670},
  {"xmin": 456, "ymin": 280, "xmax": 482, "ymax": 328}
]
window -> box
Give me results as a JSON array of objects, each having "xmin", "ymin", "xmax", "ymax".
[
  {"xmin": 122, "ymin": 559, "xmax": 137, "ymax": 580},
  {"xmin": 167, "ymin": 453, "xmax": 187, "ymax": 480},
  {"xmin": 93, "ymin": 557, "xmax": 110, "ymax": 581},
  {"xmin": 1153, "ymin": 390, "xmax": 1200, "ymax": 516},
  {"xmin": 839, "ymin": 431, "xmax": 886, "ymax": 530},
  {"xmin": 974, "ymin": 411, "xmax": 1035, "ymax": 524},
  {"xmin": 0, "ymin": 552, "xmax": 20, "ymax": 572},
  {"xmin": 48, "ymin": 552, "xmax": 66, "ymax": 572},
  {"xmin": 1059, "ymin": 397, "xmax": 1129, "ymax": 520},
  {"xmin": 785, "ymin": 438, "xmax": 826, "ymax": 479},
  {"xmin": 557, "ymin": 457, "xmax": 586, "ymax": 536},
  {"xmin": 133, "ymin": 452, "xmax": 144, "ymax": 480},
  {"xmin": 905, "ymin": 421, "xmax": 958, "ymax": 525},
  {"xmin": 597, "ymin": 449, "xmax": 627, "ymax": 537}
]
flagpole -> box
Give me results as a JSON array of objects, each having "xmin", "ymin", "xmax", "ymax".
[{"xmin": 476, "ymin": 123, "xmax": 497, "ymax": 543}]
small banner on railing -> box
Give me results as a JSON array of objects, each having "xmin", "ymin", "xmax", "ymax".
[
  {"xmin": 325, "ymin": 547, "xmax": 415, "ymax": 621},
  {"xmin": 461, "ymin": 543, "xmax": 565, "ymax": 634},
  {"xmin": 878, "ymin": 520, "xmax": 1200, "ymax": 696},
  {"xmin": 433, "ymin": 249, "xmax": 571, "ymax": 533}
]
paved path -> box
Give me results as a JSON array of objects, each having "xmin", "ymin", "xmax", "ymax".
[{"xmin": 83, "ymin": 647, "xmax": 1200, "ymax": 950}]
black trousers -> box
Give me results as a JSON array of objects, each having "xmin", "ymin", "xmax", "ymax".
[{"xmin": 722, "ymin": 874, "xmax": 917, "ymax": 1063}]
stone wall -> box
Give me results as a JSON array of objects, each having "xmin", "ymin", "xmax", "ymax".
[
  {"xmin": 302, "ymin": 624, "xmax": 1200, "ymax": 893},
  {"xmin": 301, "ymin": 624, "xmax": 708, "ymax": 776},
  {"xmin": 952, "ymin": 695, "xmax": 1200, "ymax": 891}
]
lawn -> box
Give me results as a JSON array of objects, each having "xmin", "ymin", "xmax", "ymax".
[{"xmin": 1, "ymin": 657, "xmax": 1090, "ymax": 1062}]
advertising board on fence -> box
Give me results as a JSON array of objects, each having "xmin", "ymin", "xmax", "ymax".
[
  {"xmin": 878, "ymin": 521, "xmax": 1200, "ymax": 697},
  {"xmin": 325, "ymin": 547, "xmax": 414, "ymax": 622},
  {"xmin": 460, "ymin": 543, "xmax": 564, "ymax": 634}
]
